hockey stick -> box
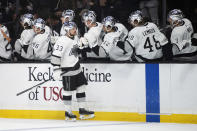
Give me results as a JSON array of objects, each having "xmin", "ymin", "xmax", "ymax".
[
  {"xmin": 16, "ymin": 68, "xmax": 72, "ymax": 96},
  {"xmin": 16, "ymin": 79, "xmax": 51, "ymax": 96}
]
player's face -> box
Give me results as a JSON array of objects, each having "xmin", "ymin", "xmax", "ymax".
[
  {"xmin": 33, "ymin": 26, "xmax": 41, "ymax": 34},
  {"xmin": 85, "ymin": 20, "xmax": 92, "ymax": 28},
  {"xmin": 168, "ymin": 18, "xmax": 179, "ymax": 28},
  {"xmin": 131, "ymin": 20, "xmax": 139, "ymax": 27},
  {"xmin": 61, "ymin": 17, "xmax": 68, "ymax": 24},
  {"xmin": 103, "ymin": 26, "xmax": 111, "ymax": 33},
  {"xmin": 69, "ymin": 27, "xmax": 77, "ymax": 36}
]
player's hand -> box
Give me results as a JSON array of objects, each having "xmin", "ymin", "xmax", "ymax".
[
  {"xmin": 50, "ymin": 36, "xmax": 59, "ymax": 44},
  {"xmin": 78, "ymin": 37, "xmax": 89, "ymax": 49},
  {"xmin": 53, "ymin": 68, "xmax": 62, "ymax": 81}
]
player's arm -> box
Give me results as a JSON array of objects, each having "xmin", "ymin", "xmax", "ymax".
[
  {"xmin": 170, "ymin": 30, "xmax": 186, "ymax": 55},
  {"xmin": 83, "ymin": 32, "xmax": 97, "ymax": 48},
  {"xmin": 20, "ymin": 30, "xmax": 35, "ymax": 53},
  {"xmin": 170, "ymin": 30, "xmax": 187, "ymax": 52},
  {"xmin": 125, "ymin": 33, "xmax": 136, "ymax": 59},
  {"xmin": 78, "ymin": 34, "xmax": 100, "ymax": 56},
  {"xmin": 120, "ymin": 25, "xmax": 129, "ymax": 41},
  {"xmin": 0, "ymin": 24, "xmax": 11, "ymax": 43},
  {"xmin": 154, "ymin": 31, "xmax": 172, "ymax": 60},
  {"xmin": 51, "ymin": 42, "xmax": 64, "ymax": 66},
  {"xmin": 126, "ymin": 32, "xmax": 136, "ymax": 50},
  {"xmin": 51, "ymin": 42, "xmax": 65, "ymax": 80}
]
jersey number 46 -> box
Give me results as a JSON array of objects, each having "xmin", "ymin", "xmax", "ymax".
[{"xmin": 144, "ymin": 35, "xmax": 161, "ymax": 52}]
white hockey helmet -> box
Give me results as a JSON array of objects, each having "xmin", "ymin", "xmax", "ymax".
[
  {"xmin": 128, "ymin": 10, "xmax": 143, "ymax": 26},
  {"xmin": 33, "ymin": 18, "xmax": 45, "ymax": 32},
  {"xmin": 21, "ymin": 13, "xmax": 34, "ymax": 27},
  {"xmin": 168, "ymin": 9, "xmax": 184, "ymax": 20},
  {"xmin": 84, "ymin": 10, "xmax": 96, "ymax": 27},
  {"xmin": 102, "ymin": 16, "xmax": 116, "ymax": 32},
  {"xmin": 81, "ymin": 10, "xmax": 89, "ymax": 23},
  {"xmin": 63, "ymin": 21, "xmax": 77, "ymax": 33},
  {"xmin": 168, "ymin": 15, "xmax": 183, "ymax": 28},
  {"xmin": 62, "ymin": 9, "xmax": 75, "ymax": 22}
]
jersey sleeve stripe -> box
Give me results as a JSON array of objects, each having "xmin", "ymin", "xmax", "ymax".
[
  {"xmin": 51, "ymin": 55, "xmax": 61, "ymax": 65},
  {"xmin": 51, "ymin": 54, "xmax": 61, "ymax": 58}
]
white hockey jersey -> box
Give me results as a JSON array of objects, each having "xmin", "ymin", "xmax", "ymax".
[
  {"xmin": 0, "ymin": 25, "xmax": 12, "ymax": 60},
  {"xmin": 114, "ymin": 23, "xmax": 128, "ymax": 41},
  {"xmin": 101, "ymin": 23, "xmax": 132, "ymax": 61},
  {"xmin": 84, "ymin": 22, "xmax": 103, "ymax": 48},
  {"xmin": 171, "ymin": 20, "xmax": 197, "ymax": 55},
  {"xmin": 60, "ymin": 25, "xmax": 66, "ymax": 36},
  {"xmin": 32, "ymin": 27, "xmax": 52, "ymax": 60},
  {"xmin": 127, "ymin": 22, "xmax": 168, "ymax": 62},
  {"xmin": 19, "ymin": 29, "xmax": 36, "ymax": 59},
  {"xmin": 183, "ymin": 18, "xmax": 193, "ymax": 35},
  {"xmin": 44, "ymin": 25, "xmax": 52, "ymax": 35},
  {"xmin": 101, "ymin": 31, "xmax": 132, "ymax": 61},
  {"xmin": 83, "ymin": 22, "xmax": 103, "ymax": 57},
  {"xmin": 52, "ymin": 36, "xmax": 79, "ymax": 68}
]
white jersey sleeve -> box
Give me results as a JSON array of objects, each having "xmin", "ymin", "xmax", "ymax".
[
  {"xmin": 52, "ymin": 38, "xmax": 65, "ymax": 58},
  {"xmin": 84, "ymin": 22, "xmax": 103, "ymax": 48},
  {"xmin": 52, "ymin": 36, "xmax": 79, "ymax": 68},
  {"xmin": 0, "ymin": 25, "xmax": 12, "ymax": 59},
  {"xmin": 183, "ymin": 18, "xmax": 193, "ymax": 35},
  {"xmin": 101, "ymin": 32, "xmax": 119, "ymax": 54},
  {"xmin": 171, "ymin": 28, "xmax": 186, "ymax": 50},
  {"xmin": 126, "ymin": 30, "xmax": 138, "ymax": 48},
  {"xmin": 32, "ymin": 33, "xmax": 52, "ymax": 60},
  {"xmin": 20, "ymin": 29, "xmax": 35, "ymax": 45},
  {"xmin": 60, "ymin": 25, "xmax": 66, "ymax": 36},
  {"xmin": 19, "ymin": 29, "xmax": 35, "ymax": 59},
  {"xmin": 44, "ymin": 25, "xmax": 52, "ymax": 35},
  {"xmin": 115, "ymin": 23, "xmax": 128, "ymax": 41},
  {"xmin": 149, "ymin": 23, "xmax": 168, "ymax": 46}
]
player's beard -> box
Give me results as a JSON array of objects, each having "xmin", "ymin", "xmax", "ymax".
[{"xmin": 67, "ymin": 32, "xmax": 75, "ymax": 38}]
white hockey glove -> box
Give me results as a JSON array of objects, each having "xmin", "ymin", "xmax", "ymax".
[
  {"xmin": 78, "ymin": 37, "xmax": 89, "ymax": 49},
  {"xmin": 179, "ymin": 40, "xmax": 190, "ymax": 50},
  {"xmin": 53, "ymin": 67, "xmax": 62, "ymax": 81},
  {"xmin": 50, "ymin": 36, "xmax": 59, "ymax": 45}
]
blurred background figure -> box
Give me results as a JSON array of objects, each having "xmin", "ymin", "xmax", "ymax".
[{"xmin": 139, "ymin": 0, "xmax": 159, "ymax": 25}]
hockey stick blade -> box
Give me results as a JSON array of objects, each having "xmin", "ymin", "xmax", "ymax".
[{"xmin": 16, "ymin": 79, "xmax": 50, "ymax": 96}]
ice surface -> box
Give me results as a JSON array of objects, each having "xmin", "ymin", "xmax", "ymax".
[{"xmin": 0, "ymin": 118, "xmax": 197, "ymax": 131}]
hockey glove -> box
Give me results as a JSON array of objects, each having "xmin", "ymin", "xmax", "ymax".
[
  {"xmin": 78, "ymin": 37, "xmax": 89, "ymax": 49},
  {"xmin": 50, "ymin": 36, "xmax": 59, "ymax": 45}
]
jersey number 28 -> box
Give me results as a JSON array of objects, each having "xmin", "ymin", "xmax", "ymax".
[{"xmin": 144, "ymin": 35, "xmax": 161, "ymax": 52}]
